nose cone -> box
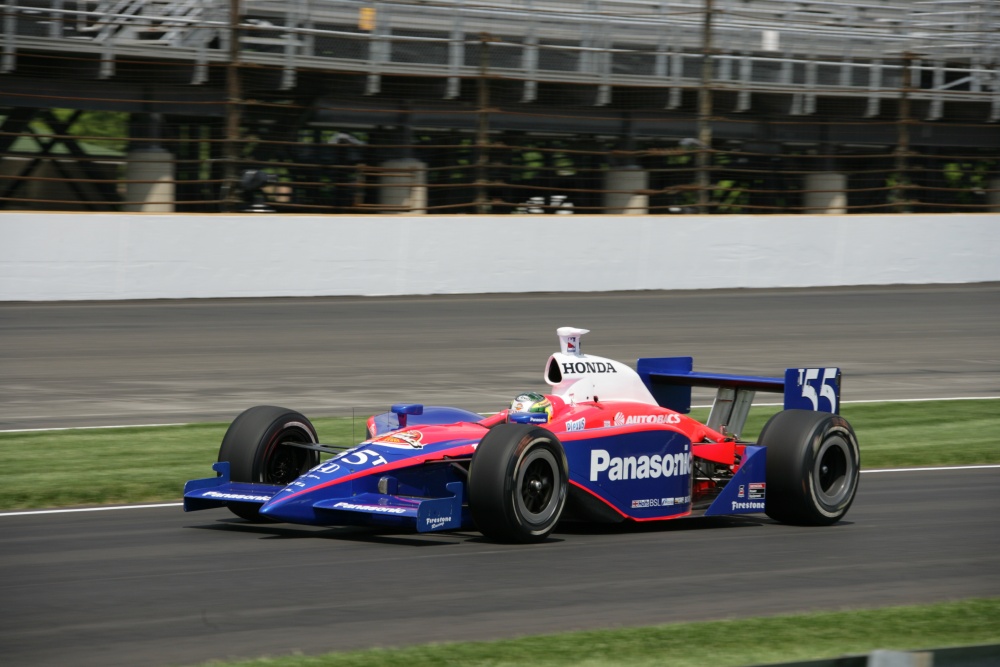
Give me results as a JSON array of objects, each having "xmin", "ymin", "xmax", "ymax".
[
  {"xmin": 257, "ymin": 488, "xmax": 319, "ymax": 523},
  {"xmin": 257, "ymin": 468, "xmax": 356, "ymax": 525}
]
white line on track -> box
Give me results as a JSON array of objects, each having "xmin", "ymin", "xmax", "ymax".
[
  {"xmin": 0, "ymin": 503, "xmax": 182, "ymax": 517},
  {"xmin": 1, "ymin": 423, "xmax": 188, "ymax": 434},
  {"xmin": 862, "ymin": 464, "xmax": 1000, "ymax": 474},
  {"xmin": 843, "ymin": 396, "xmax": 1000, "ymax": 404},
  {"xmin": 2, "ymin": 465, "xmax": 997, "ymax": 518}
]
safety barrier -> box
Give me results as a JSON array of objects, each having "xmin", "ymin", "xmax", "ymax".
[{"xmin": 2, "ymin": 211, "xmax": 998, "ymax": 300}]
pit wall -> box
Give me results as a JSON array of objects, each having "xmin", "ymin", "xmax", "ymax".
[{"xmin": 2, "ymin": 213, "xmax": 998, "ymax": 301}]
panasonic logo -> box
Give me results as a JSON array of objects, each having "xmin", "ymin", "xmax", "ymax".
[
  {"xmin": 589, "ymin": 449, "xmax": 691, "ymax": 482},
  {"xmin": 333, "ymin": 502, "xmax": 407, "ymax": 514},
  {"xmin": 562, "ymin": 361, "xmax": 617, "ymax": 375},
  {"xmin": 203, "ymin": 491, "xmax": 272, "ymax": 502}
]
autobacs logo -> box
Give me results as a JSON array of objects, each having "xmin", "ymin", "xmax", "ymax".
[
  {"xmin": 589, "ymin": 449, "xmax": 691, "ymax": 481},
  {"xmin": 613, "ymin": 412, "xmax": 681, "ymax": 426}
]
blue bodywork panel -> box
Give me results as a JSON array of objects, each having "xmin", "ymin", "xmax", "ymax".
[
  {"xmin": 565, "ymin": 430, "xmax": 693, "ymax": 519},
  {"xmin": 310, "ymin": 483, "xmax": 465, "ymax": 532},
  {"xmin": 704, "ymin": 446, "xmax": 768, "ymax": 515}
]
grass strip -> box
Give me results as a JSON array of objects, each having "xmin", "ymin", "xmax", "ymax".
[
  {"xmin": 1, "ymin": 399, "xmax": 997, "ymax": 512},
  {"xmin": 194, "ymin": 598, "xmax": 1000, "ymax": 667}
]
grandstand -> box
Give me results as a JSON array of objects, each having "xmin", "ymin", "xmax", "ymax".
[{"xmin": 1, "ymin": 0, "xmax": 998, "ymax": 213}]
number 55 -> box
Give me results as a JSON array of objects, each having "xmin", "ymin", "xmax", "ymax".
[{"xmin": 799, "ymin": 368, "xmax": 839, "ymax": 413}]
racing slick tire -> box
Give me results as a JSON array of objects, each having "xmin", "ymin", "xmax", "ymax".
[
  {"xmin": 760, "ymin": 409, "xmax": 860, "ymax": 526},
  {"xmin": 468, "ymin": 424, "xmax": 568, "ymax": 543},
  {"xmin": 217, "ymin": 405, "xmax": 319, "ymax": 521}
]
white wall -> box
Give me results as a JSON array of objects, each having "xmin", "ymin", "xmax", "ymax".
[{"xmin": 2, "ymin": 212, "xmax": 998, "ymax": 301}]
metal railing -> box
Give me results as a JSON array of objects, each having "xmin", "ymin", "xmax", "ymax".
[
  {"xmin": 3, "ymin": 0, "xmax": 998, "ymax": 114},
  {"xmin": 1, "ymin": 1, "xmax": 998, "ymax": 214}
]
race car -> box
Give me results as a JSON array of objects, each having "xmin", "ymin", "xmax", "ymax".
[{"xmin": 184, "ymin": 327, "xmax": 860, "ymax": 543}]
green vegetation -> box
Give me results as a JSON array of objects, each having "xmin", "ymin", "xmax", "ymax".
[
  {"xmin": 1, "ymin": 399, "xmax": 997, "ymax": 512},
  {"xmin": 190, "ymin": 598, "xmax": 1000, "ymax": 667},
  {"xmin": 0, "ymin": 416, "xmax": 361, "ymax": 511},
  {"xmin": 735, "ymin": 399, "xmax": 1000, "ymax": 467},
  {"xmin": 41, "ymin": 109, "xmax": 129, "ymax": 154}
]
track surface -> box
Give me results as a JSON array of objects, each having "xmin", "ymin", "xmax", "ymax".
[
  {"xmin": 1, "ymin": 284, "xmax": 999, "ymax": 667},
  {"xmin": 2, "ymin": 284, "xmax": 999, "ymax": 430},
  {"xmin": 3, "ymin": 469, "xmax": 998, "ymax": 667}
]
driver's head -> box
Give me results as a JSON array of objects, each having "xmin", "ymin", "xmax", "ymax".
[{"xmin": 507, "ymin": 391, "xmax": 553, "ymax": 424}]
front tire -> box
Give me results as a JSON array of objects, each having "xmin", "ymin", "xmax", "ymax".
[
  {"xmin": 218, "ymin": 405, "xmax": 319, "ymax": 521},
  {"xmin": 469, "ymin": 424, "xmax": 568, "ymax": 543},
  {"xmin": 761, "ymin": 409, "xmax": 860, "ymax": 526}
]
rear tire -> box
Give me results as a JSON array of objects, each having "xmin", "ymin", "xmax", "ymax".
[
  {"xmin": 761, "ymin": 409, "xmax": 860, "ymax": 526},
  {"xmin": 469, "ymin": 424, "xmax": 568, "ymax": 543},
  {"xmin": 218, "ymin": 406, "xmax": 319, "ymax": 521}
]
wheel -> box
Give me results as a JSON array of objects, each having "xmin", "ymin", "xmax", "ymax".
[
  {"xmin": 761, "ymin": 409, "xmax": 860, "ymax": 526},
  {"xmin": 468, "ymin": 424, "xmax": 568, "ymax": 543},
  {"xmin": 217, "ymin": 406, "xmax": 319, "ymax": 521}
]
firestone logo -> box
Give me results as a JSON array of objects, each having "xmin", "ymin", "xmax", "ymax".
[
  {"xmin": 590, "ymin": 449, "xmax": 691, "ymax": 481},
  {"xmin": 425, "ymin": 516, "xmax": 453, "ymax": 529},
  {"xmin": 731, "ymin": 500, "xmax": 765, "ymax": 511}
]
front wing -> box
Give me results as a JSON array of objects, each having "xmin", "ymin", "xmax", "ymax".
[{"xmin": 183, "ymin": 462, "xmax": 466, "ymax": 532}]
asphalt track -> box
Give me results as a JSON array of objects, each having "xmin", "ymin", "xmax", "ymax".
[
  {"xmin": 2, "ymin": 283, "xmax": 999, "ymax": 430},
  {"xmin": 2, "ymin": 468, "xmax": 999, "ymax": 667},
  {"xmin": 1, "ymin": 284, "xmax": 999, "ymax": 667}
]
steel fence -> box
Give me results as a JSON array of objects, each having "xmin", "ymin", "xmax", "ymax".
[{"xmin": 1, "ymin": 0, "xmax": 998, "ymax": 213}]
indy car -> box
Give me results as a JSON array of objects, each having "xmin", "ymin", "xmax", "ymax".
[{"xmin": 184, "ymin": 327, "xmax": 860, "ymax": 543}]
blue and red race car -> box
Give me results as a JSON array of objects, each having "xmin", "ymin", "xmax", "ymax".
[{"xmin": 184, "ymin": 327, "xmax": 860, "ymax": 543}]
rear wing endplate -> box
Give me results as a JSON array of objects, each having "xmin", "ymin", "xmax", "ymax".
[{"xmin": 636, "ymin": 357, "xmax": 840, "ymax": 438}]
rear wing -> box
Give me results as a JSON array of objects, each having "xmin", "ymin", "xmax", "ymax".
[{"xmin": 636, "ymin": 357, "xmax": 840, "ymax": 438}]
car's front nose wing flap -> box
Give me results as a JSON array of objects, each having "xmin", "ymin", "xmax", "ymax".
[
  {"xmin": 311, "ymin": 481, "xmax": 465, "ymax": 532},
  {"xmin": 183, "ymin": 461, "xmax": 283, "ymax": 512}
]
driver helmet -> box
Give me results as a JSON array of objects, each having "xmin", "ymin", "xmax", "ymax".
[{"xmin": 507, "ymin": 391, "xmax": 553, "ymax": 424}]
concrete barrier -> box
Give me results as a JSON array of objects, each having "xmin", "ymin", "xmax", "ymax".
[{"xmin": 2, "ymin": 212, "xmax": 998, "ymax": 301}]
